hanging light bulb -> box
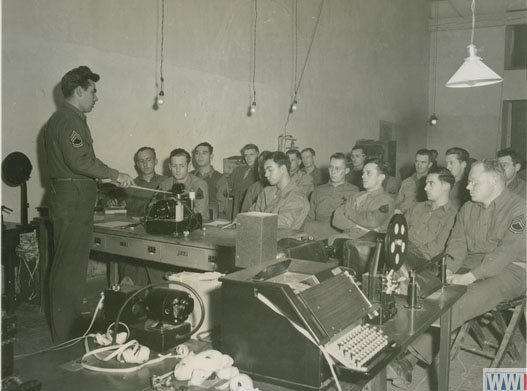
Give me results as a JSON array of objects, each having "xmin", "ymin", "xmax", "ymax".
[
  {"xmin": 290, "ymin": 99, "xmax": 298, "ymax": 113},
  {"xmin": 250, "ymin": 101, "xmax": 257, "ymax": 114},
  {"xmin": 157, "ymin": 90, "xmax": 165, "ymax": 106},
  {"xmin": 428, "ymin": 113, "xmax": 438, "ymax": 126},
  {"xmin": 445, "ymin": 0, "xmax": 503, "ymax": 88}
]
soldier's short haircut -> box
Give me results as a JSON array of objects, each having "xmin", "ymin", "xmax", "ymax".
[
  {"xmin": 416, "ymin": 149, "xmax": 433, "ymax": 161},
  {"xmin": 496, "ymin": 147, "xmax": 522, "ymax": 166},
  {"xmin": 477, "ymin": 159, "xmax": 506, "ymax": 183},
  {"xmin": 194, "ymin": 142, "xmax": 213, "ymax": 154},
  {"xmin": 134, "ymin": 146, "xmax": 156, "ymax": 162},
  {"xmin": 240, "ymin": 144, "xmax": 259, "ymax": 155},
  {"xmin": 330, "ymin": 152, "xmax": 347, "ymax": 162},
  {"xmin": 351, "ymin": 145, "xmax": 366, "ymax": 155},
  {"xmin": 61, "ymin": 66, "xmax": 100, "ymax": 98},
  {"xmin": 301, "ymin": 148, "xmax": 316, "ymax": 156},
  {"xmin": 266, "ymin": 151, "xmax": 291, "ymax": 173},
  {"xmin": 428, "ymin": 166, "xmax": 455, "ymax": 187},
  {"xmin": 286, "ymin": 149, "xmax": 302, "ymax": 160},
  {"xmin": 446, "ymin": 147, "xmax": 470, "ymax": 163},
  {"xmin": 364, "ymin": 157, "xmax": 389, "ymax": 176},
  {"xmin": 170, "ymin": 148, "xmax": 191, "ymax": 164}
]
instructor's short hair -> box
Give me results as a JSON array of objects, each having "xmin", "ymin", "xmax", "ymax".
[{"xmin": 61, "ymin": 66, "xmax": 100, "ymax": 98}]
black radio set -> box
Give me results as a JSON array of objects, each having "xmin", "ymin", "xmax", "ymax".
[{"xmin": 144, "ymin": 183, "xmax": 202, "ymax": 236}]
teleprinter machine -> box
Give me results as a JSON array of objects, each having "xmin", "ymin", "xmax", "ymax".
[{"xmin": 220, "ymin": 258, "xmax": 400, "ymax": 391}]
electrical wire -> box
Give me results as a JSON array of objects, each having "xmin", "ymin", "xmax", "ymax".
[
  {"xmin": 14, "ymin": 293, "xmax": 105, "ymax": 359},
  {"xmin": 252, "ymin": 0, "xmax": 258, "ymax": 105},
  {"xmin": 159, "ymin": 0, "xmax": 165, "ymax": 96}
]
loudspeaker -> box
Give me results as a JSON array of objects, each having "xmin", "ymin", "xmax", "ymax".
[{"xmin": 235, "ymin": 212, "xmax": 277, "ymax": 268}]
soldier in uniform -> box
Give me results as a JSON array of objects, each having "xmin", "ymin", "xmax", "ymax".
[
  {"xmin": 388, "ymin": 159, "xmax": 526, "ymax": 389},
  {"xmin": 330, "ymin": 157, "xmax": 395, "ymax": 243},
  {"xmin": 445, "ymin": 147, "xmax": 471, "ymax": 209},
  {"xmin": 404, "ymin": 166, "xmax": 457, "ymax": 263},
  {"xmin": 249, "ymin": 151, "xmax": 309, "ymax": 230},
  {"xmin": 286, "ymin": 149, "xmax": 314, "ymax": 196},
  {"xmin": 345, "ymin": 145, "xmax": 366, "ymax": 190},
  {"xmin": 497, "ymin": 147, "xmax": 526, "ymax": 199},
  {"xmin": 240, "ymin": 151, "xmax": 272, "ymax": 213},
  {"xmin": 228, "ymin": 144, "xmax": 260, "ymax": 218},
  {"xmin": 191, "ymin": 142, "xmax": 230, "ymax": 219},
  {"xmin": 44, "ymin": 66, "xmax": 134, "ymax": 342},
  {"xmin": 301, "ymin": 147, "xmax": 326, "ymax": 186},
  {"xmin": 157, "ymin": 148, "xmax": 209, "ymax": 217},
  {"xmin": 106, "ymin": 146, "xmax": 167, "ymax": 217},
  {"xmin": 395, "ymin": 149, "xmax": 433, "ymax": 213},
  {"xmin": 303, "ymin": 153, "xmax": 358, "ymax": 239}
]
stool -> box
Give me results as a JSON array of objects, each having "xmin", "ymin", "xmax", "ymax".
[{"xmin": 450, "ymin": 296, "xmax": 526, "ymax": 368}]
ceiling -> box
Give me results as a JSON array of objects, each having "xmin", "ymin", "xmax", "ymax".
[{"xmin": 432, "ymin": 0, "xmax": 527, "ymax": 19}]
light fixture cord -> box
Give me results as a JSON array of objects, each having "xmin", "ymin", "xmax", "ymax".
[
  {"xmin": 252, "ymin": 0, "xmax": 258, "ymax": 104},
  {"xmin": 293, "ymin": 0, "xmax": 298, "ymax": 101},
  {"xmin": 432, "ymin": 4, "xmax": 438, "ymax": 112},
  {"xmin": 160, "ymin": 0, "xmax": 165, "ymax": 91},
  {"xmin": 294, "ymin": 0, "xmax": 324, "ymax": 97},
  {"xmin": 283, "ymin": 0, "xmax": 324, "ymax": 137},
  {"xmin": 470, "ymin": 0, "xmax": 475, "ymax": 46}
]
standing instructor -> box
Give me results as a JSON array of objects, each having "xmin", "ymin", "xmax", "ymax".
[{"xmin": 44, "ymin": 66, "xmax": 134, "ymax": 342}]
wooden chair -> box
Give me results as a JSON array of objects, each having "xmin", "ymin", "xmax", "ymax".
[{"xmin": 450, "ymin": 296, "xmax": 526, "ymax": 368}]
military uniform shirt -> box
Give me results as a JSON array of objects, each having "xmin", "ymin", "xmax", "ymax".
[
  {"xmin": 44, "ymin": 103, "xmax": 118, "ymax": 180},
  {"xmin": 346, "ymin": 168, "xmax": 364, "ymax": 190},
  {"xmin": 123, "ymin": 173, "xmax": 167, "ymax": 217},
  {"xmin": 290, "ymin": 169, "xmax": 314, "ymax": 196},
  {"xmin": 249, "ymin": 180, "xmax": 309, "ymax": 230},
  {"xmin": 508, "ymin": 176, "xmax": 526, "ymax": 199},
  {"xmin": 445, "ymin": 189, "xmax": 526, "ymax": 280},
  {"xmin": 306, "ymin": 182, "xmax": 359, "ymax": 223},
  {"xmin": 191, "ymin": 167, "xmax": 229, "ymax": 218},
  {"xmin": 333, "ymin": 187, "xmax": 395, "ymax": 238},
  {"xmin": 240, "ymin": 181, "xmax": 265, "ymax": 213},
  {"xmin": 228, "ymin": 165, "xmax": 258, "ymax": 216},
  {"xmin": 158, "ymin": 174, "xmax": 209, "ymax": 217},
  {"xmin": 395, "ymin": 173, "xmax": 421, "ymax": 213},
  {"xmin": 405, "ymin": 200, "xmax": 457, "ymax": 260},
  {"xmin": 302, "ymin": 166, "xmax": 325, "ymax": 187},
  {"xmin": 449, "ymin": 179, "xmax": 470, "ymax": 210}
]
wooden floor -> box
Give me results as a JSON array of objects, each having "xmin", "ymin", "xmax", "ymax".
[{"xmin": 5, "ymin": 276, "xmax": 527, "ymax": 391}]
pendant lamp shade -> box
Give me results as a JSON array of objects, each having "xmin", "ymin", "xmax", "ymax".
[{"xmin": 446, "ymin": 44, "xmax": 503, "ymax": 88}]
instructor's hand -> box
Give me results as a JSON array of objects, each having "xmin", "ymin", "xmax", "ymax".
[{"xmin": 116, "ymin": 173, "xmax": 134, "ymax": 188}]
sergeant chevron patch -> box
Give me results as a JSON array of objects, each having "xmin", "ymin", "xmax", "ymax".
[
  {"xmin": 509, "ymin": 214, "xmax": 525, "ymax": 234},
  {"xmin": 70, "ymin": 130, "xmax": 83, "ymax": 147}
]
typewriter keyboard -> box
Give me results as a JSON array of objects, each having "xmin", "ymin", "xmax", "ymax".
[{"xmin": 325, "ymin": 323, "xmax": 394, "ymax": 372}]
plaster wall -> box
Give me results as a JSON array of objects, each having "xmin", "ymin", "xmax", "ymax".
[{"xmin": 2, "ymin": 0, "xmax": 430, "ymax": 222}]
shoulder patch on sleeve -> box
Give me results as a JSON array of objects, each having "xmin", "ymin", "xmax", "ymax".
[
  {"xmin": 196, "ymin": 188, "xmax": 204, "ymax": 200},
  {"xmin": 509, "ymin": 214, "xmax": 525, "ymax": 234},
  {"xmin": 70, "ymin": 130, "xmax": 83, "ymax": 148}
]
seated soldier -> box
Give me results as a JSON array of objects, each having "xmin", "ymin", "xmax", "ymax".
[
  {"xmin": 303, "ymin": 152, "xmax": 358, "ymax": 239},
  {"xmin": 286, "ymin": 149, "xmax": 314, "ymax": 196},
  {"xmin": 249, "ymin": 151, "xmax": 309, "ymax": 230},
  {"xmin": 228, "ymin": 144, "xmax": 260, "ymax": 218},
  {"xmin": 445, "ymin": 147, "xmax": 470, "ymax": 209},
  {"xmin": 395, "ymin": 149, "xmax": 432, "ymax": 213},
  {"xmin": 345, "ymin": 145, "xmax": 366, "ymax": 189},
  {"xmin": 106, "ymin": 146, "xmax": 167, "ymax": 217},
  {"xmin": 191, "ymin": 142, "xmax": 229, "ymax": 219},
  {"xmin": 330, "ymin": 157, "xmax": 395, "ymax": 243},
  {"xmin": 497, "ymin": 147, "xmax": 526, "ymax": 199},
  {"xmin": 156, "ymin": 148, "xmax": 209, "ymax": 217},
  {"xmin": 240, "ymin": 151, "xmax": 272, "ymax": 213},
  {"xmin": 404, "ymin": 166, "xmax": 457, "ymax": 265},
  {"xmin": 388, "ymin": 159, "xmax": 526, "ymax": 389},
  {"xmin": 301, "ymin": 147, "xmax": 326, "ymax": 186}
]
